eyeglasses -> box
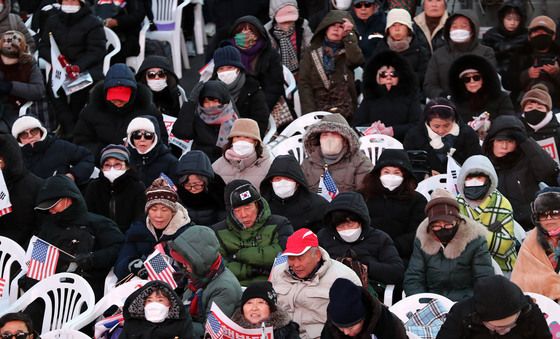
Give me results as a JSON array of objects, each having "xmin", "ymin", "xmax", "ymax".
[
  {"xmin": 461, "ymin": 74, "xmax": 482, "ymax": 83},
  {"xmin": 184, "ymin": 183, "xmax": 204, "ymax": 190},
  {"xmin": 102, "ymin": 162, "xmax": 125, "ymax": 171},
  {"xmin": 18, "ymin": 128, "xmax": 41, "ymax": 139},
  {"xmin": 378, "ymin": 71, "xmax": 398, "ymax": 79},
  {"xmin": 537, "ymin": 209, "xmax": 560, "ymax": 221},
  {"xmin": 1, "ymin": 333, "xmax": 31, "ymax": 339},
  {"xmin": 430, "ymin": 222, "xmax": 455, "ymax": 231},
  {"xmin": 354, "ymin": 2, "xmax": 373, "ymax": 8},
  {"xmin": 146, "ymin": 70, "xmax": 166, "ymax": 79},
  {"xmin": 131, "ymin": 131, "xmax": 155, "ymax": 141}
]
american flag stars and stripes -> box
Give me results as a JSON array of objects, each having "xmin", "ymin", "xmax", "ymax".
[
  {"xmin": 205, "ymin": 312, "xmax": 224, "ymax": 339},
  {"xmin": 26, "ymin": 236, "xmax": 60, "ymax": 280},
  {"xmin": 0, "ymin": 277, "xmax": 5, "ymax": 298},
  {"xmin": 318, "ymin": 168, "xmax": 339, "ymax": 202},
  {"xmin": 144, "ymin": 251, "xmax": 177, "ymax": 289}
]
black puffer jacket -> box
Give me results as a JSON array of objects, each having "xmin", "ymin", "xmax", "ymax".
[
  {"xmin": 523, "ymin": 111, "xmax": 560, "ymax": 159},
  {"xmin": 73, "ymin": 64, "xmax": 167, "ymax": 158},
  {"xmin": 260, "ymin": 155, "xmax": 329, "ymax": 233},
  {"xmin": 21, "ymin": 134, "xmax": 94, "ymax": 186},
  {"xmin": 84, "ymin": 169, "xmax": 146, "ymax": 233},
  {"xmin": 38, "ymin": 4, "xmax": 106, "ymax": 81},
  {"xmin": 317, "ymin": 192, "xmax": 405, "ymax": 286},
  {"xmin": 482, "ymin": 116, "xmax": 558, "ymax": 229},
  {"xmin": 353, "ymin": 50, "xmax": 421, "ymax": 141},
  {"xmin": 136, "ymin": 56, "xmax": 182, "ymax": 118},
  {"xmin": 481, "ymin": 0, "xmax": 528, "ymax": 77},
  {"xmin": 351, "ymin": 8, "xmax": 386, "ymax": 61},
  {"xmin": 449, "ymin": 54, "xmax": 514, "ymax": 124},
  {"xmin": 176, "ymin": 150, "xmax": 226, "ymax": 226},
  {"xmin": 120, "ymin": 281, "xmax": 194, "ymax": 339},
  {"xmin": 0, "ymin": 134, "xmax": 43, "ymax": 248}
]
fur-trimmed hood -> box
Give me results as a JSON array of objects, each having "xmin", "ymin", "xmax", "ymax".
[
  {"xmin": 231, "ymin": 306, "xmax": 292, "ymax": 329},
  {"xmin": 303, "ymin": 113, "xmax": 360, "ymax": 157},
  {"xmin": 457, "ymin": 155, "xmax": 498, "ymax": 202},
  {"xmin": 415, "ymin": 217, "xmax": 488, "ymax": 259},
  {"xmin": 123, "ymin": 281, "xmax": 185, "ymax": 320},
  {"xmin": 449, "ymin": 54, "xmax": 502, "ymax": 102},
  {"xmin": 363, "ymin": 50, "xmax": 418, "ymax": 99}
]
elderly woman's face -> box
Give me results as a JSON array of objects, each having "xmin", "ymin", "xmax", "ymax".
[
  {"xmin": 242, "ymin": 298, "xmax": 271, "ymax": 325},
  {"xmin": 376, "ymin": 65, "xmax": 399, "ymax": 90},
  {"xmin": 461, "ymin": 71, "xmax": 483, "ymax": 94},
  {"xmin": 148, "ymin": 204, "xmax": 174, "ymax": 229},
  {"xmin": 0, "ymin": 320, "xmax": 32, "ymax": 339}
]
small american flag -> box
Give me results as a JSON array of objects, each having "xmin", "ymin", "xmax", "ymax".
[
  {"xmin": 144, "ymin": 251, "xmax": 177, "ymax": 289},
  {"xmin": 159, "ymin": 173, "xmax": 177, "ymax": 192},
  {"xmin": 0, "ymin": 277, "xmax": 5, "ymax": 298},
  {"xmin": 205, "ymin": 312, "xmax": 223, "ymax": 339},
  {"xmin": 318, "ymin": 167, "xmax": 339, "ymax": 202},
  {"xmin": 26, "ymin": 236, "xmax": 59, "ymax": 280},
  {"xmin": 94, "ymin": 313, "xmax": 124, "ymax": 339},
  {"xmin": 268, "ymin": 253, "xmax": 288, "ymax": 280}
]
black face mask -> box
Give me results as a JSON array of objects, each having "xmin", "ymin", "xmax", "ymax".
[
  {"xmin": 524, "ymin": 109, "xmax": 548, "ymax": 125},
  {"xmin": 530, "ymin": 34, "xmax": 553, "ymax": 50},
  {"xmin": 433, "ymin": 226, "xmax": 459, "ymax": 245},
  {"xmin": 464, "ymin": 181, "xmax": 491, "ymax": 200}
]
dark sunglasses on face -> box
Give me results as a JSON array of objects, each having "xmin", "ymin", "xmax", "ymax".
[
  {"xmin": 354, "ymin": 2, "xmax": 373, "ymax": 8},
  {"xmin": 18, "ymin": 128, "xmax": 41, "ymax": 139},
  {"xmin": 146, "ymin": 70, "xmax": 166, "ymax": 79},
  {"xmin": 131, "ymin": 131, "xmax": 155, "ymax": 141},
  {"xmin": 1, "ymin": 333, "xmax": 31, "ymax": 339},
  {"xmin": 378, "ymin": 71, "xmax": 398, "ymax": 79},
  {"xmin": 461, "ymin": 74, "xmax": 482, "ymax": 83},
  {"xmin": 537, "ymin": 209, "xmax": 560, "ymax": 220}
]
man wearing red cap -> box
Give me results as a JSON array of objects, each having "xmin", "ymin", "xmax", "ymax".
[{"xmin": 270, "ymin": 228, "xmax": 361, "ymax": 339}]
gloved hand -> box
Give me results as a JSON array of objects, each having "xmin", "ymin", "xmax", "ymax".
[
  {"xmin": 128, "ymin": 258, "xmax": 148, "ymax": 279},
  {"xmin": 510, "ymin": 130, "xmax": 527, "ymax": 143},
  {"xmin": 75, "ymin": 252, "xmax": 94, "ymax": 271},
  {"xmin": 65, "ymin": 64, "xmax": 80, "ymax": 80},
  {"xmin": 0, "ymin": 80, "xmax": 13, "ymax": 95},
  {"xmin": 149, "ymin": 21, "xmax": 157, "ymax": 31}
]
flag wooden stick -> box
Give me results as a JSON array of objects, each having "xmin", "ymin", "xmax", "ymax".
[{"xmin": 115, "ymin": 273, "xmax": 134, "ymax": 286}]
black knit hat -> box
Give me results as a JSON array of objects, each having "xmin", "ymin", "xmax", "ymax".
[
  {"xmin": 474, "ymin": 275, "xmax": 527, "ymax": 321},
  {"xmin": 373, "ymin": 149, "xmax": 414, "ymax": 177},
  {"xmin": 213, "ymin": 45, "xmax": 245, "ymax": 71},
  {"xmin": 327, "ymin": 278, "xmax": 366, "ymax": 327},
  {"xmin": 241, "ymin": 281, "xmax": 277, "ymax": 311},
  {"xmin": 230, "ymin": 182, "xmax": 261, "ymax": 209}
]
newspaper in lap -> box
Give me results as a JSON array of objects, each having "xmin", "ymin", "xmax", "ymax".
[
  {"xmin": 204, "ymin": 302, "xmax": 274, "ymax": 339},
  {"xmin": 62, "ymin": 72, "xmax": 94, "ymax": 96}
]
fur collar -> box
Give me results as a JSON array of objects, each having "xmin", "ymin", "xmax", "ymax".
[
  {"xmin": 230, "ymin": 307, "xmax": 292, "ymax": 328},
  {"xmin": 416, "ymin": 217, "xmax": 488, "ymax": 259}
]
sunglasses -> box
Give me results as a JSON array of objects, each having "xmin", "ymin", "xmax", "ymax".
[
  {"xmin": 378, "ymin": 71, "xmax": 398, "ymax": 79},
  {"xmin": 146, "ymin": 70, "xmax": 166, "ymax": 79},
  {"xmin": 18, "ymin": 128, "xmax": 41, "ymax": 139},
  {"xmin": 461, "ymin": 74, "xmax": 482, "ymax": 83},
  {"xmin": 354, "ymin": 2, "xmax": 373, "ymax": 8},
  {"xmin": 1, "ymin": 333, "xmax": 31, "ymax": 339},
  {"xmin": 131, "ymin": 131, "xmax": 155, "ymax": 141},
  {"xmin": 537, "ymin": 209, "xmax": 560, "ymax": 220}
]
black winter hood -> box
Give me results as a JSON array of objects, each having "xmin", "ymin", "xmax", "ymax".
[
  {"xmin": 372, "ymin": 149, "xmax": 415, "ymax": 179},
  {"xmin": 105, "ymin": 63, "xmax": 137, "ymax": 90},
  {"xmin": 324, "ymin": 192, "xmax": 371, "ymax": 230},
  {"xmin": 0, "ymin": 133, "xmax": 26, "ymax": 181},
  {"xmin": 35, "ymin": 174, "xmax": 88, "ymax": 222},
  {"xmin": 175, "ymin": 150, "xmax": 215, "ymax": 182},
  {"xmin": 261, "ymin": 155, "xmax": 310, "ymax": 193},
  {"xmin": 123, "ymin": 281, "xmax": 186, "ymax": 320},
  {"xmin": 443, "ymin": 10, "xmax": 480, "ymax": 49},
  {"xmin": 497, "ymin": 0, "xmax": 527, "ymax": 35},
  {"xmin": 363, "ymin": 50, "xmax": 418, "ymax": 99},
  {"xmin": 449, "ymin": 54, "xmax": 502, "ymax": 102},
  {"xmin": 198, "ymin": 80, "xmax": 232, "ymax": 105},
  {"xmin": 229, "ymin": 15, "xmax": 271, "ymax": 49},
  {"xmin": 482, "ymin": 115, "xmax": 527, "ymax": 154},
  {"xmin": 136, "ymin": 55, "xmax": 179, "ymax": 88}
]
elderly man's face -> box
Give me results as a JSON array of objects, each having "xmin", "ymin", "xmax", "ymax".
[
  {"xmin": 288, "ymin": 248, "xmax": 321, "ymax": 279},
  {"xmin": 233, "ymin": 201, "xmax": 259, "ymax": 228}
]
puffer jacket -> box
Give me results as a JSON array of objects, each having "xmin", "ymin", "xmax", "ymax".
[
  {"xmin": 136, "ymin": 56, "xmax": 181, "ymax": 117},
  {"xmin": 270, "ymin": 247, "xmax": 362, "ymax": 339},
  {"xmin": 522, "ymin": 109, "xmax": 560, "ymax": 160},
  {"xmin": 302, "ymin": 113, "xmax": 373, "ymax": 193},
  {"xmin": 298, "ymin": 10, "xmax": 364, "ymax": 120},
  {"xmin": 211, "ymin": 197, "xmax": 293, "ymax": 285},
  {"xmin": 120, "ymin": 281, "xmax": 193, "ymax": 339},
  {"xmin": 404, "ymin": 217, "xmax": 495, "ymax": 301},
  {"xmin": 423, "ymin": 10, "xmax": 496, "ymax": 99},
  {"xmin": 260, "ymin": 155, "xmax": 329, "ymax": 232},
  {"xmin": 212, "ymin": 146, "xmax": 274, "ymax": 192},
  {"xmin": 317, "ymin": 192, "xmax": 405, "ymax": 285},
  {"xmin": 482, "ymin": 116, "xmax": 558, "ymax": 229},
  {"xmin": 350, "ymin": 7, "xmax": 386, "ymax": 60},
  {"xmin": 231, "ymin": 306, "xmax": 301, "ymax": 339},
  {"xmin": 413, "ymin": 11, "xmax": 448, "ymax": 55},
  {"xmin": 353, "ymin": 50, "xmax": 421, "ymax": 141}
]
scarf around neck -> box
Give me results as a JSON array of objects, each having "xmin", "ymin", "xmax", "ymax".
[
  {"xmin": 387, "ymin": 36, "xmax": 412, "ymax": 53},
  {"xmin": 197, "ymin": 102, "xmax": 238, "ymax": 147},
  {"xmin": 234, "ymin": 39, "xmax": 265, "ymax": 73},
  {"xmin": 322, "ymin": 39, "xmax": 342, "ymax": 74},
  {"xmin": 226, "ymin": 71, "xmax": 246, "ymax": 102},
  {"xmin": 187, "ymin": 254, "xmax": 225, "ymax": 317},
  {"xmin": 426, "ymin": 122, "xmax": 460, "ymax": 150},
  {"xmin": 273, "ymin": 25, "xmax": 299, "ymax": 72}
]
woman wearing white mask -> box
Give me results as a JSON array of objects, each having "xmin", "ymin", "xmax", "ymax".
[
  {"xmin": 318, "ymin": 192, "xmax": 405, "ymax": 298},
  {"xmin": 423, "ymin": 10, "xmax": 496, "ymax": 100},
  {"xmin": 85, "ymin": 144, "xmax": 146, "ymax": 234},
  {"xmin": 359, "ymin": 149, "xmax": 427, "ymax": 265},
  {"xmin": 261, "ymin": 155, "xmax": 329, "ymax": 233},
  {"xmin": 136, "ymin": 56, "xmax": 181, "ymax": 118},
  {"xmin": 212, "ymin": 118, "xmax": 273, "ymax": 191},
  {"xmin": 120, "ymin": 281, "xmax": 194, "ymax": 338}
]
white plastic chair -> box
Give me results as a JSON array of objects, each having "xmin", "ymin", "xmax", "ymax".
[
  {"xmin": 146, "ymin": 0, "xmax": 191, "ymax": 78},
  {"xmin": 126, "ymin": 22, "xmax": 149, "ymax": 72},
  {"xmin": 270, "ymin": 135, "xmax": 305, "ymax": 164},
  {"xmin": 491, "ymin": 257, "xmax": 504, "ymax": 276},
  {"xmin": 103, "ymin": 27, "xmax": 122, "ymax": 76},
  {"xmin": 416, "ymin": 174, "xmax": 449, "ymax": 201},
  {"xmin": 191, "ymin": 0, "xmax": 206, "ymax": 55},
  {"xmin": 263, "ymin": 115, "xmax": 277, "ymax": 145},
  {"xmin": 41, "ymin": 329, "xmax": 91, "ymax": 339},
  {"xmin": 389, "ymin": 293, "xmax": 455, "ymax": 323},
  {"xmin": 65, "ymin": 280, "xmax": 148, "ymax": 330},
  {"xmin": 293, "ymin": 90, "xmax": 302, "ymax": 117},
  {"xmin": 283, "ymin": 65, "xmax": 296, "ymax": 99},
  {"xmin": 277, "ymin": 111, "xmax": 331, "ymax": 140},
  {"xmin": 0, "ymin": 236, "xmax": 27, "ymax": 303},
  {"xmin": 18, "ymin": 101, "xmax": 33, "ymax": 117},
  {"xmin": 525, "ymin": 292, "xmax": 560, "ymax": 326},
  {"xmin": 358, "ymin": 134, "xmax": 403, "ymax": 166},
  {"xmin": 513, "ymin": 220, "xmax": 527, "ymax": 243},
  {"xmin": 0, "ymin": 273, "xmax": 95, "ymax": 333},
  {"xmin": 177, "ymin": 84, "xmax": 188, "ymax": 107}
]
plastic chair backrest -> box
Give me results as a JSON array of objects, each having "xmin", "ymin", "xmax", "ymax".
[
  {"xmin": 282, "ymin": 65, "xmax": 296, "ymax": 99},
  {"xmin": 389, "ymin": 293, "xmax": 455, "ymax": 323},
  {"xmin": 278, "ymin": 111, "xmax": 331, "ymax": 139},
  {"xmin": 0, "ymin": 236, "xmax": 26, "ymax": 302},
  {"xmin": 513, "ymin": 220, "xmax": 526, "ymax": 243},
  {"xmin": 416, "ymin": 174, "xmax": 448, "ymax": 201},
  {"xmin": 0, "ymin": 273, "xmax": 95, "ymax": 333},
  {"xmin": 271, "ymin": 135, "xmax": 305, "ymax": 164},
  {"xmin": 263, "ymin": 115, "xmax": 277, "ymax": 145},
  {"xmin": 177, "ymin": 85, "xmax": 188, "ymax": 107},
  {"xmin": 65, "ymin": 280, "xmax": 148, "ymax": 330},
  {"xmin": 103, "ymin": 27, "xmax": 121, "ymax": 75},
  {"xmin": 525, "ymin": 292, "xmax": 560, "ymax": 325},
  {"xmin": 358, "ymin": 134, "xmax": 403, "ymax": 165},
  {"xmin": 41, "ymin": 329, "xmax": 91, "ymax": 339},
  {"xmin": 491, "ymin": 257, "xmax": 503, "ymax": 275},
  {"xmin": 152, "ymin": 0, "xmax": 178, "ymax": 24}
]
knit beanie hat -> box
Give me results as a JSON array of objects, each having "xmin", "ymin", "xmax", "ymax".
[
  {"xmin": 327, "ymin": 278, "xmax": 366, "ymax": 327},
  {"xmin": 474, "ymin": 275, "xmax": 527, "ymax": 321},
  {"xmin": 386, "ymin": 8, "xmax": 413, "ymax": 32},
  {"xmin": 213, "ymin": 45, "xmax": 245, "ymax": 71},
  {"xmin": 425, "ymin": 189, "xmax": 460, "ymax": 224},
  {"xmin": 145, "ymin": 178, "xmax": 178, "ymax": 213},
  {"xmin": 528, "ymin": 15, "xmax": 556, "ymax": 34},
  {"xmin": 100, "ymin": 144, "xmax": 130, "ymax": 165},
  {"xmin": 521, "ymin": 84, "xmax": 552, "ymax": 112},
  {"xmin": 229, "ymin": 182, "xmax": 261, "ymax": 209},
  {"xmin": 11, "ymin": 115, "xmax": 47, "ymax": 145},
  {"xmin": 241, "ymin": 281, "xmax": 277, "ymax": 312},
  {"xmin": 228, "ymin": 118, "xmax": 261, "ymax": 142}
]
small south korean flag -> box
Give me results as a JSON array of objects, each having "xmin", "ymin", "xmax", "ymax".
[{"xmin": 240, "ymin": 190, "xmax": 252, "ymax": 201}]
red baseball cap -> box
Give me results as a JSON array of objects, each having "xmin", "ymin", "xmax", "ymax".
[
  {"xmin": 283, "ymin": 228, "xmax": 319, "ymax": 256},
  {"xmin": 106, "ymin": 86, "xmax": 132, "ymax": 102}
]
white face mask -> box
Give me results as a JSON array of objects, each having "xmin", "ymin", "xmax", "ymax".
[
  {"xmin": 147, "ymin": 79, "xmax": 167, "ymax": 92},
  {"xmin": 217, "ymin": 69, "xmax": 239, "ymax": 85},
  {"xmin": 338, "ymin": 228, "xmax": 362, "ymax": 242},
  {"xmin": 332, "ymin": 0, "xmax": 352, "ymax": 9},
  {"xmin": 449, "ymin": 29, "xmax": 471, "ymax": 43},
  {"xmin": 103, "ymin": 168, "xmax": 126, "ymax": 183},
  {"xmin": 61, "ymin": 4, "xmax": 81, "ymax": 13},
  {"xmin": 320, "ymin": 136, "xmax": 344, "ymax": 156},
  {"xmin": 272, "ymin": 179, "xmax": 297, "ymax": 199},
  {"xmin": 379, "ymin": 174, "xmax": 404, "ymax": 191},
  {"xmin": 144, "ymin": 302, "xmax": 169, "ymax": 323},
  {"xmin": 232, "ymin": 140, "xmax": 255, "ymax": 156}
]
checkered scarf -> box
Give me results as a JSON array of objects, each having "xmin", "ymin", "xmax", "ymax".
[{"xmin": 273, "ymin": 25, "xmax": 299, "ymax": 72}]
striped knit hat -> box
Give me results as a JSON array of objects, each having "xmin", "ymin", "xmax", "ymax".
[
  {"xmin": 100, "ymin": 144, "xmax": 130, "ymax": 165},
  {"xmin": 145, "ymin": 178, "xmax": 178, "ymax": 213}
]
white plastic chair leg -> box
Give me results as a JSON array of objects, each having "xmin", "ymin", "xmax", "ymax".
[{"xmin": 193, "ymin": 2, "xmax": 204, "ymax": 55}]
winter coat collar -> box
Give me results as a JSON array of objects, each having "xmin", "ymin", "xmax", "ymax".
[
  {"xmin": 416, "ymin": 217, "xmax": 488, "ymax": 259},
  {"xmin": 414, "ymin": 11, "xmax": 448, "ymax": 49},
  {"xmin": 280, "ymin": 247, "xmax": 334, "ymax": 282},
  {"xmin": 231, "ymin": 307, "xmax": 292, "ymax": 329},
  {"xmin": 146, "ymin": 203, "xmax": 191, "ymax": 240},
  {"xmin": 226, "ymin": 197, "xmax": 272, "ymax": 231}
]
